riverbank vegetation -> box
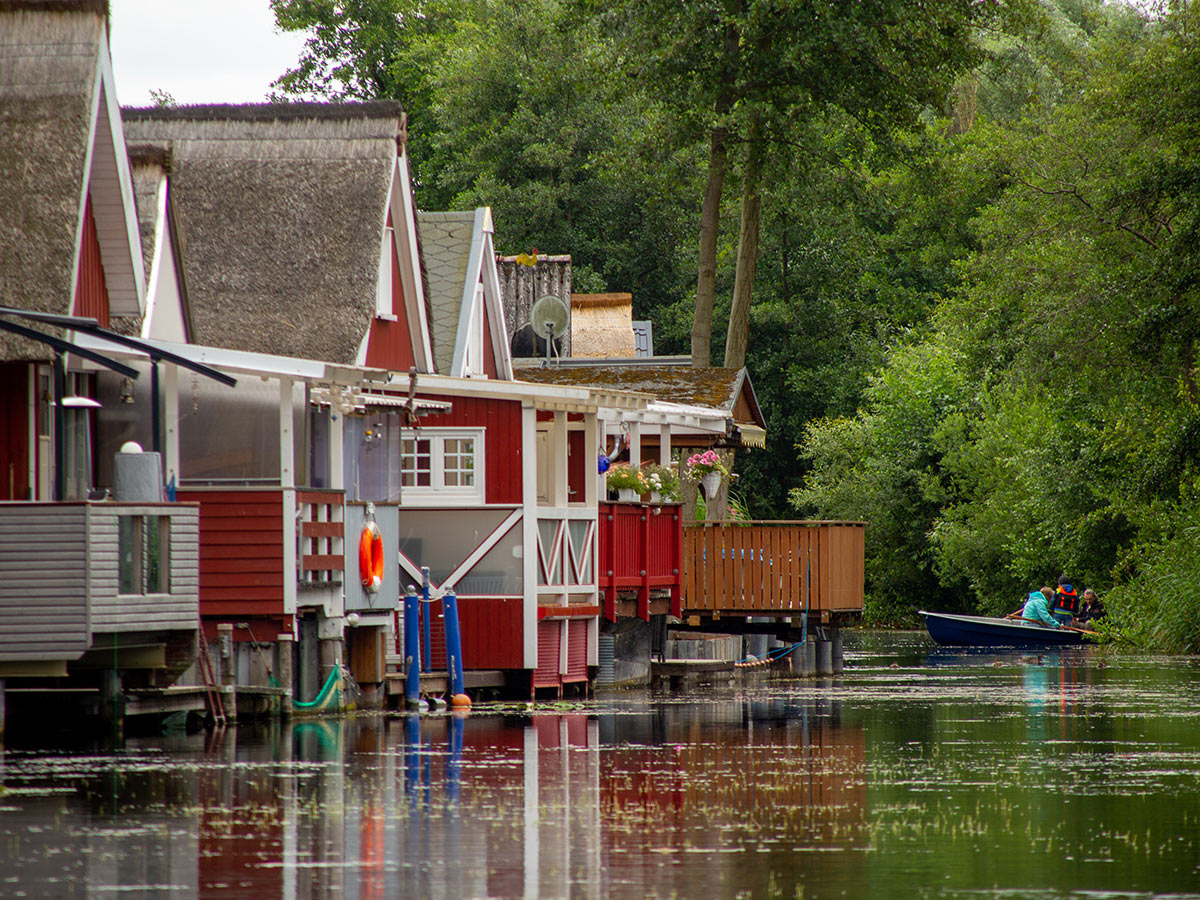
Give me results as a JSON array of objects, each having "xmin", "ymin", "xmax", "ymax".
[{"xmin": 269, "ymin": 0, "xmax": 1200, "ymax": 650}]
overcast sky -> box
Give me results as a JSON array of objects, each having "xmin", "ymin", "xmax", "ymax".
[{"xmin": 109, "ymin": 0, "xmax": 310, "ymax": 106}]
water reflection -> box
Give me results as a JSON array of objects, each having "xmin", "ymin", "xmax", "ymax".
[
  {"xmin": 0, "ymin": 696, "xmax": 864, "ymax": 900},
  {"xmin": 4, "ymin": 643, "xmax": 1200, "ymax": 899}
]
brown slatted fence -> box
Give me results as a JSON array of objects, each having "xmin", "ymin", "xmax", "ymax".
[{"xmin": 682, "ymin": 522, "xmax": 864, "ymax": 617}]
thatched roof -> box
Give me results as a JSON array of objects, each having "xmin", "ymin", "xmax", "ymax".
[
  {"xmin": 121, "ymin": 103, "xmax": 406, "ymax": 364},
  {"xmin": 0, "ymin": 2, "xmax": 104, "ymax": 358}
]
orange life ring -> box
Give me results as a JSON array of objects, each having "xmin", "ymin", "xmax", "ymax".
[{"xmin": 359, "ymin": 521, "xmax": 384, "ymax": 593}]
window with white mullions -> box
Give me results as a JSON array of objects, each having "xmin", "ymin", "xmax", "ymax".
[
  {"xmin": 399, "ymin": 428, "xmax": 484, "ymax": 504},
  {"xmin": 443, "ymin": 437, "xmax": 475, "ymax": 487},
  {"xmin": 401, "ymin": 436, "xmax": 432, "ymax": 487}
]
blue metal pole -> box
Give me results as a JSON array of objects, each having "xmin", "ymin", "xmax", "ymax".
[
  {"xmin": 404, "ymin": 584, "xmax": 420, "ymax": 708},
  {"xmin": 442, "ymin": 587, "xmax": 465, "ymax": 696},
  {"xmin": 421, "ymin": 567, "xmax": 432, "ymax": 672}
]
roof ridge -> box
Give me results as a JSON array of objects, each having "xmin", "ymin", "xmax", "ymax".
[
  {"xmin": 0, "ymin": 1, "xmax": 106, "ymax": 13},
  {"xmin": 122, "ymin": 100, "xmax": 405, "ymax": 123}
]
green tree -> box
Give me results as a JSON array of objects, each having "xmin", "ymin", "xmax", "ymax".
[{"xmin": 604, "ymin": 0, "xmax": 1016, "ymax": 368}]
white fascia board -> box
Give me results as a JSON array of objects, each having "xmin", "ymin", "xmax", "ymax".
[
  {"xmin": 478, "ymin": 224, "xmax": 515, "ymax": 380},
  {"xmin": 647, "ymin": 399, "xmax": 731, "ymax": 420},
  {"xmin": 393, "ymin": 152, "xmax": 434, "ymax": 370},
  {"xmin": 598, "ymin": 400, "xmax": 728, "ymax": 435},
  {"xmin": 93, "ymin": 36, "xmax": 146, "ymax": 315},
  {"xmin": 73, "ymin": 333, "xmax": 328, "ymax": 381},
  {"xmin": 140, "ymin": 173, "xmax": 167, "ymax": 339},
  {"xmin": 386, "ymin": 370, "xmax": 603, "ymax": 408},
  {"xmin": 449, "ymin": 208, "xmax": 490, "ymax": 378}
]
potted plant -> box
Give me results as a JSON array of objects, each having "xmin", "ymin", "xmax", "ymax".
[
  {"xmin": 644, "ymin": 463, "xmax": 681, "ymax": 502},
  {"xmin": 606, "ymin": 463, "xmax": 651, "ymax": 501},
  {"xmin": 684, "ymin": 449, "xmax": 729, "ymax": 497}
]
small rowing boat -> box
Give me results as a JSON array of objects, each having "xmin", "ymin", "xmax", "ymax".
[{"xmin": 919, "ymin": 610, "xmax": 1086, "ymax": 647}]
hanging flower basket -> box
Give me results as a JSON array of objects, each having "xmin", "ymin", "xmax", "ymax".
[{"xmin": 686, "ymin": 450, "xmax": 729, "ymax": 498}]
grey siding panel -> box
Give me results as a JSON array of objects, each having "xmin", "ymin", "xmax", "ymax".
[
  {"xmin": 0, "ymin": 506, "xmax": 90, "ymax": 661},
  {"xmin": 89, "ymin": 506, "xmax": 199, "ymax": 633}
]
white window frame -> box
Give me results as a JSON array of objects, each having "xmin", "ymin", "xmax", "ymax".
[
  {"xmin": 375, "ymin": 224, "xmax": 396, "ymax": 319},
  {"xmin": 465, "ymin": 284, "xmax": 485, "ymax": 376},
  {"xmin": 400, "ymin": 427, "xmax": 485, "ymax": 506}
]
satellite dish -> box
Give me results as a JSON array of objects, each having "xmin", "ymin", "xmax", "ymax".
[
  {"xmin": 531, "ymin": 294, "xmax": 568, "ymax": 340},
  {"xmin": 531, "ymin": 295, "xmax": 568, "ymax": 365}
]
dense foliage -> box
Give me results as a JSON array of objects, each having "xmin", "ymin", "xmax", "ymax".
[{"xmin": 272, "ymin": 0, "xmax": 1200, "ymax": 650}]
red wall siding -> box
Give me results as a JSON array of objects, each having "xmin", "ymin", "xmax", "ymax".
[
  {"xmin": 73, "ymin": 194, "xmax": 109, "ymax": 327},
  {"xmin": 457, "ymin": 597, "xmax": 525, "ymax": 670},
  {"xmin": 482, "ymin": 301, "xmax": 498, "ymax": 379},
  {"xmin": 364, "ymin": 224, "xmax": 419, "ymax": 371},
  {"xmin": 178, "ymin": 489, "xmax": 285, "ymax": 619},
  {"xmin": 416, "ymin": 395, "xmax": 522, "ymax": 504},
  {"xmin": 564, "ymin": 619, "xmax": 588, "ymax": 683},
  {"xmin": 567, "ymin": 429, "xmax": 585, "ymax": 501},
  {"xmin": 533, "ymin": 619, "xmax": 561, "ymax": 688},
  {"xmin": 0, "ymin": 364, "xmax": 29, "ymax": 500}
]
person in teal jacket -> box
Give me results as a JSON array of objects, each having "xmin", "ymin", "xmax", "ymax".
[{"xmin": 1008, "ymin": 589, "xmax": 1061, "ymax": 628}]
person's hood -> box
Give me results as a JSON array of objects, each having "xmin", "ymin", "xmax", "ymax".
[{"xmin": 1028, "ymin": 590, "xmax": 1046, "ymax": 602}]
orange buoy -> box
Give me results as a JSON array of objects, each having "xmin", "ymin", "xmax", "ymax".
[
  {"xmin": 450, "ymin": 693, "xmax": 472, "ymax": 710},
  {"xmin": 358, "ymin": 520, "xmax": 384, "ymax": 593}
]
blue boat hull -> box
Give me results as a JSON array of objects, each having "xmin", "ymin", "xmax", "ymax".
[{"xmin": 919, "ymin": 610, "xmax": 1084, "ymax": 647}]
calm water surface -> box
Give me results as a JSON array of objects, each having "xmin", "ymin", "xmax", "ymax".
[{"xmin": 3, "ymin": 631, "xmax": 1200, "ymax": 899}]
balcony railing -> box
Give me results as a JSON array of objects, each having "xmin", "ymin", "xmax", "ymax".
[
  {"xmin": 597, "ymin": 500, "xmax": 683, "ymax": 621},
  {"xmin": 682, "ymin": 521, "xmax": 864, "ymax": 619},
  {"xmin": 298, "ymin": 489, "xmax": 345, "ymax": 586}
]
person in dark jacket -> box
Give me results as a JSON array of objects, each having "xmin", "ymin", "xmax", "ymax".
[
  {"xmin": 1076, "ymin": 588, "xmax": 1106, "ymax": 624},
  {"xmin": 1050, "ymin": 575, "xmax": 1080, "ymax": 625}
]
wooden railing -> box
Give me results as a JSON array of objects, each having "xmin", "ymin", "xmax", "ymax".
[
  {"xmin": 298, "ymin": 489, "xmax": 345, "ymax": 585},
  {"xmin": 682, "ymin": 521, "xmax": 864, "ymax": 618},
  {"xmin": 598, "ymin": 501, "xmax": 683, "ymax": 621}
]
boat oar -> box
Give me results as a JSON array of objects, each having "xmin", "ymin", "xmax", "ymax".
[{"xmin": 1010, "ymin": 614, "xmax": 1098, "ymax": 637}]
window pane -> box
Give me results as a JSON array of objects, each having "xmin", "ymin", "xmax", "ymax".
[
  {"xmin": 146, "ymin": 515, "xmax": 169, "ymax": 593},
  {"xmin": 118, "ymin": 516, "xmax": 139, "ymax": 594},
  {"xmin": 402, "ymin": 438, "xmax": 431, "ymax": 487},
  {"xmin": 444, "ymin": 438, "xmax": 475, "ymax": 487}
]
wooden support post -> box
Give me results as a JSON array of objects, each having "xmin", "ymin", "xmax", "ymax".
[
  {"xmin": 217, "ymin": 622, "xmax": 237, "ymax": 723},
  {"xmin": 276, "ymin": 633, "xmax": 295, "ymax": 718}
]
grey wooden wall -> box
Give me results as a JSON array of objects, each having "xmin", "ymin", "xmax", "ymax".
[
  {"xmin": 88, "ymin": 504, "xmax": 200, "ymax": 633},
  {"xmin": 0, "ymin": 504, "xmax": 91, "ymax": 662}
]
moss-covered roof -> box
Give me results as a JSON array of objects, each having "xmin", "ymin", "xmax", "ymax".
[{"xmin": 516, "ymin": 364, "xmax": 765, "ymax": 427}]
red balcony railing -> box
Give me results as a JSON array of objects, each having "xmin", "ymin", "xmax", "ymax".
[{"xmin": 597, "ymin": 501, "xmax": 683, "ymax": 621}]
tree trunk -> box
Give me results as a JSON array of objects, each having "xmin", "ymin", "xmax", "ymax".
[
  {"xmin": 724, "ymin": 110, "xmax": 763, "ymax": 371},
  {"xmin": 690, "ymin": 21, "xmax": 739, "ymax": 368},
  {"xmin": 690, "ymin": 125, "xmax": 728, "ymax": 368}
]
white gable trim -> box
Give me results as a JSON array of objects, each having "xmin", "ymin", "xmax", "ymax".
[
  {"xmin": 478, "ymin": 223, "xmax": 515, "ymax": 380},
  {"xmin": 450, "ymin": 208, "xmax": 513, "ymax": 380},
  {"xmin": 75, "ymin": 32, "xmax": 145, "ymax": 318},
  {"xmin": 449, "ymin": 208, "xmax": 489, "ymax": 377},
  {"xmin": 392, "ymin": 151, "xmax": 434, "ymax": 371},
  {"xmin": 141, "ymin": 174, "xmax": 191, "ymax": 343}
]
